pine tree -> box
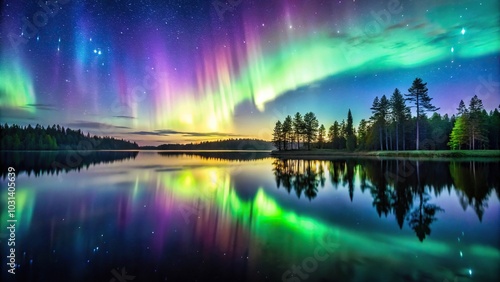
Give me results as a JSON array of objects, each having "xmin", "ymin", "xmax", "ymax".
[
  {"xmin": 468, "ymin": 95, "xmax": 488, "ymax": 149},
  {"xmin": 282, "ymin": 115, "xmax": 293, "ymax": 150},
  {"xmin": 318, "ymin": 124, "xmax": 326, "ymax": 149},
  {"xmin": 448, "ymin": 116, "xmax": 468, "ymax": 150},
  {"xmin": 293, "ymin": 112, "xmax": 304, "ymax": 150},
  {"xmin": 488, "ymin": 108, "xmax": 500, "ymax": 149},
  {"xmin": 390, "ymin": 88, "xmax": 407, "ymax": 151},
  {"xmin": 380, "ymin": 96, "xmax": 390, "ymax": 150},
  {"xmin": 328, "ymin": 124, "xmax": 335, "ymax": 149},
  {"xmin": 273, "ymin": 120, "xmax": 283, "ymax": 151},
  {"xmin": 405, "ymin": 78, "xmax": 439, "ymax": 150},
  {"xmin": 457, "ymin": 100, "xmax": 467, "ymax": 116},
  {"xmin": 346, "ymin": 109, "xmax": 356, "ymax": 151},
  {"xmin": 330, "ymin": 121, "xmax": 340, "ymax": 149},
  {"xmin": 303, "ymin": 112, "xmax": 319, "ymax": 150},
  {"xmin": 357, "ymin": 119, "xmax": 368, "ymax": 150},
  {"xmin": 339, "ymin": 119, "xmax": 347, "ymax": 149},
  {"xmin": 370, "ymin": 96, "xmax": 389, "ymax": 150},
  {"xmin": 346, "ymin": 109, "xmax": 354, "ymax": 136}
]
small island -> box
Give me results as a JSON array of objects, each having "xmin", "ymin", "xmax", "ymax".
[{"xmin": 141, "ymin": 138, "xmax": 274, "ymax": 151}]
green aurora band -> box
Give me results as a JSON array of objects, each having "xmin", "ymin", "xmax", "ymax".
[{"xmin": 0, "ymin": 59, "xmax": 36, "ymax": 111}]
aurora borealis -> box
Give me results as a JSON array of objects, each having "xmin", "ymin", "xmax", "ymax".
[{"xmin": 1, "ymin": 0, "xmax": 499, "ymax": 145}]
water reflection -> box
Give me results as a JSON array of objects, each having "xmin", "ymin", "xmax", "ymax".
[
  {"xmin": 157, "ymin": 151, "xmax": 271, "ymax": 161},
  {"xmin": 272, "ymin": 159, "xmax": 500, "ymax": 242},
  {"xmin": 0, "ymin": 151, "xmax": 138, "ymax": 178},
  {"xmin": 272, "ymin": 159, "xmax": 323, "ymax": 200},
  {"xmin": 1, "ymin": 152, "xmax": 498, "ymax": 281}
]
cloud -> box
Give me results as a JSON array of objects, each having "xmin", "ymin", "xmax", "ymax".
[
  {"xmin": 128, "ymin": 130, "xmax": 173, "ymax": 136},
  {"xmin": 0, "ymin": 107, "xmax": 36, "ymax": 120},
  {"xmin": 385, "ymin": 22, "xmax": 408, "ymax": 31},
  {"xmin": 112, "ymin": 115, "xmax": 136, "ymax": 119},
  {"xmin": 426, "ymin": 33, "xmax": 453, "ymax": 44},
  {"xmin": 0, "ymin": 104, "xmax": 57, "ymax": 119},
  {"xmin": 66, "ymin": 120, "xmax": 131, "ymax": 130},
  {"xmin": 128, "ymin": 129, "xmax": 245, "ymax": 137},
  {"xmin": 24, "ymin": 103, "xmax": 58, "ymax": 111},
  {"xmin": 410, "ymin": 23, "xmax": 427, "ymax": 30}
]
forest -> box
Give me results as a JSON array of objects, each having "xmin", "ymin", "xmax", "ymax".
[
  {"xmin": 147, "ymin": 138, "xmax": 274, "ymax": 150},
  {"xmin": 0, "ymin": 151, "xmax": 138, "ymax": 178},
  {"xmin": 0, "ymin": 124, "xmax": 139, "ymax": 150},
  {"xmin": 273, "ymin": 78, "xmax": 500, "ymax": 151}
]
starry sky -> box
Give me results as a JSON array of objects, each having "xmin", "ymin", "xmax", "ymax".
[{"xmin": 1, "ymin": 0, "xmax": 499, "ymax": 145}]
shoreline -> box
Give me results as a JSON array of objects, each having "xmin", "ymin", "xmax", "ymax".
[
  {"xmin": 3, "ymin": 149, "xmax": 500, "ymax": 161},
  {"xmin": 270, "ymin": 149, "xmax": 500, "ymax": 160}
]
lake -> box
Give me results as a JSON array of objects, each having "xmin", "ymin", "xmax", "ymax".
[{"xmin": 1, "ymin": 151, "xmax": 499, "ymax": 281}]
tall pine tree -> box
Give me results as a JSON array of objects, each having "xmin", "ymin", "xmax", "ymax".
[
  {"xmin": 346, "ymin": 109, "xmax": 356, "ymax": 151},
  {"xmin": 405, "ymin": 78, "xmax": 439, "ymax": 150},
  {"xmin": 390, "ymin": 88, "xmax": 407, "ymax": 151}
]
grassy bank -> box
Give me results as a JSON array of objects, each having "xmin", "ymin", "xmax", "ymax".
[{"xmin": 270, "ymin": 149, "xmax": 500, "ymax": 160}]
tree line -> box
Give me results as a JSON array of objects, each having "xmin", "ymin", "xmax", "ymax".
[
  {"xmin": 0, "ymin": 124, "xmax": 139, "ymax": 150},
  {"xmin": 145, "ymin": 138, "xmax": 274, "ymax": 150},
  {"xmin": 272, "ymin": 78, "xmax": 500, "ymax": 151}
]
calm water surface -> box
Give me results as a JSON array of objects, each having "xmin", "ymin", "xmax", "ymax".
[{"xmin": 1, "ymin": 151, "xmax": 499, "ymax": 282}]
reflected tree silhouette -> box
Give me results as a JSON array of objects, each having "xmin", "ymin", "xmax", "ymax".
[
  {"xmin": 449, "ymin": 161, "xmax": 495, "ymax": 221},
  {"xmin": 391, "ymin": 185, "xmax": 414, "ymax": 229},
  {"xmin": 407, "ymin": 192, "xmax": 444, "ymax": 242},
  {"xmin": 343, "ymin": 160, "xmax": 356, "ymax": 201},
  {"xmin": 371, "ymin": 183, "xmax": 393, "ymax": 218},
  {"xmin": 328, "ymin": 160, "xmax": 343, "ymax": 189},
  {"xmin": 272, "ymin": 159, "xmax": 324, "ymax": 200},
  {"xmin": 1, "ymin": 151, "xmax": 138, "ymax": 178},
  {"xmin": 304, "ymin": 160, "xmax": 320, "ymax": 200},
  {"xmin": 270, "ymin": 158, "xmax": 500, "ymax": 242},
  {"xmin": 158, "ymin": 151, "xmax": 271, "ymax": 162}
]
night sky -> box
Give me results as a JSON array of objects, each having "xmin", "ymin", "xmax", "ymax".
[{"xmin": 1, "ymin": 0, "xmax": 499, "ymax": 145}]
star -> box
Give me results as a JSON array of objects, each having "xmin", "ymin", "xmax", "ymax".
[{"xmin": 461, "ymin": 28, "xmax": 466, "ymax": 35}]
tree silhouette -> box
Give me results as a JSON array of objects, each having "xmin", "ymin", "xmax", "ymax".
[
  {"xmin": 405, "ymin": 78, "xmax": 439, "ymax": 150},
  {"xmin": 468, "ymin": 95, "xmax": 489, "ymax": 149},
  {"xmin": 346, "ymin": 109, "xmax": 356, "ymax": 151},
  {"xmin": 269, "ymin": 80, "xmax": 497, "ymax": 151},
  {"xmin": 317, "ymin": 124, "xmax": 326, "ymax": 149},
  {"xmin": 328, "ymin": 121, "xmax": 340, "ymax": 149},
  {"xmin": 303, "ymin": 112, "xmax": 319, "ymax": 150},
  {"xmin": 0, "ymin": 124, "xmax": 138, "ymax": 150},
  {"xmin": 370, "ymin": 96, "xmax": 389, "ymax": 150},
  {"xmin": 390, "ymin": 88, "xmax": 407, "ymax": 151},
  {"xmin": 283, "ymin": 115, "xmax": 293, "ymax": 150},
  {"xmin": 272, "ymin": 120, "xmax": 283, "ymax": 151},
  {"xmin": 293, "ymin": 112, "xmax": 304, "ymax": 150}
]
